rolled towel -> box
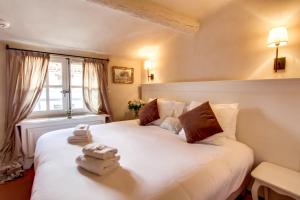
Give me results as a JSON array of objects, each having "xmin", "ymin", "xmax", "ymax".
[
  {"xmin": 76, "ymin": 155, "xmax": 120, "ymax": 175},
  {"xmin": 73, "ymin": 124, "xmax": 90, "ymax": 136},
  {"xmin": 83, "ymin": 143, "xmax": 118, "ymax": 160},
  {"xmin": 68, "ymin": 132, "xmax": 92, "ymax": 144}
]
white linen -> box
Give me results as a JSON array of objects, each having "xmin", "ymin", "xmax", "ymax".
[
  {"xmin": 76, "ymin": 155, "xmax": 120, "ymax": 175},
  {"xmin": 178, "ymin": 129, "xmax": 227, "ymax": 146},
  {"xmin": 67, "ymin": 131, "xmax": 92, "ymax": 144},
  {"xmin": 73, "ymin": 124, "xmax": 90, "ymax": 136},
  {"xmin": 32, "ymin": 120, "xmax": 253, "ymax": 200},
  {"xmin": 160, "ymin": 117, "xmax": 182, "ymax": 134},
  {"xmin": 83, "ymin": 143, "xmax": 118, "ymax": 160}
]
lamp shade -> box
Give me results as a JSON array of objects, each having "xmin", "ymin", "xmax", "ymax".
[
  {"xmin": 267, "ymin": 27, "xmax": 288, "ymax": 47},
  {"xmin": 144, "ymin": 60, "xmax": 153, "ymax": 70}
]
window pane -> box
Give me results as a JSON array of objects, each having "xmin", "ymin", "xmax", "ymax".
[
  {"xmin": 71, "ymin": 87, "xmax": 84, "ymax": 109},
  {"xmin": 71, "ymin": 63, "xmax": 83, "ymax": 86},
  {"xmin": 33, "ymin": 88, "xmax": 47, "ymax": 111},
  {"xmin": 48, "ymin": 62, "xmax": 62, "ymax": 86},
  {"xmin": 49, "ymin": 87, "xmax": 63, "ymax": 110}
]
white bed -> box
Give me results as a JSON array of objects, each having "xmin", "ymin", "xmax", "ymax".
[{"xmin": 31, "ymin": 120, "xmax": 253, "ymax": 200}]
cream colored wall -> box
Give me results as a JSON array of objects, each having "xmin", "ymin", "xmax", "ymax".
[
  {"xmin": 0, "ymin": 41, "xmax": 142, "ymax": 147},
  {"xmin": 142, "ymin": 0, "xmax": 300, "ymax": 83},
  {"xmin": 108, "ymin": 58, "xmax": 142, "ymax": 121}
]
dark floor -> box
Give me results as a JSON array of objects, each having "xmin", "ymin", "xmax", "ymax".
[
  {"xmin": 0, "ymin": 169, "xmax": 253, "ymax": 200},
  {"xmin": 0, "ymin": 168, "xmax": 34, "ymax": 200},
  {"xmin": 237, "ymin": 192, "xmax": 253, "ymax": 200}
]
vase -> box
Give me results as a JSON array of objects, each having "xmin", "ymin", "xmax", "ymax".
[{"xmin": 134, "ymin": 110, "xmax": 139, "ymax": 118}]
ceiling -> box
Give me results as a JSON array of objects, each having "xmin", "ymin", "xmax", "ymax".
[
  {"xmin": 0, "ymin": 0, "xmax": 231, "ymax": 58},
  {"xmin": 150, "ymin": 0, "xmax": 232, "ymax": 20}
]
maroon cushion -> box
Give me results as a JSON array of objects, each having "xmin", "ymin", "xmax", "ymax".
[
  {"xmin": 179, "ymin": 101, "xmax": 223, "ymax": 143},
  {"xmin": 139, "ymin": 99, "xmax": 160, "ymax": 126}
]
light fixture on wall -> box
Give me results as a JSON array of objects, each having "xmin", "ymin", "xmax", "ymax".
[
  {"xmin": 144, "ymin": 60, "xmax": 154, "ymax": 81},
  {"xmin": 267, "ymin": 26, "xmax": 288, "ymax": 72}
]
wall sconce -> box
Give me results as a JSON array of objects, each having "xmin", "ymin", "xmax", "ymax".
[
  {"xmin": 267, "ymin": 26, "xmax": 288, "ymax": 72},
  {"xmin": 144, "ymin": 60, "xmax": 154, "ymax": 81}
]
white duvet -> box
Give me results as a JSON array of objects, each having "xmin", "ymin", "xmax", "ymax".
[{"xmin": 31, "ymin": 120, "xmax": 253, "ymax": 200}]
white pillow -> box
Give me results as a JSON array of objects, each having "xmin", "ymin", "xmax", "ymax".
[
  {"xmin": 160, "ymin": 117, "xmax": 182, "ymax": 134},
  {"xmin": 151, "ymin": 99, "xmax": 174, "ymax": 125},
  {"xmin": 178, "ymin": 129, "xmax": 226, "ymax": 145},
  {"xmin": 187, "ymin": 101, "xmax": 239, "ymax": 140},
  {"xmin": 172, "ymin": 101, "xmax": 186, "ymax": 118},
  {"xmin": 149, "ymin": 98, "xmax": 186, "ymax": 126}
]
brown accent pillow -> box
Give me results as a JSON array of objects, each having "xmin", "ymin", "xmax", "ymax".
[
  {"xmin": 139, "ymin": 99, "xmax": 160, "ymax": 126},
  {"xmin": 179, "ymin": 101, "xmax": 223, "ymax": 143}
]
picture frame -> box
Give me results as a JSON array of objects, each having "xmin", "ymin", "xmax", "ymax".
[{"xmin": 112, "ymin": 66, "xmax": 134, "ymax": 84}]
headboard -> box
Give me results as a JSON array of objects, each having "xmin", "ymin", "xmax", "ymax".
[{"xmin": 141, "ymin": 78, "xmax": 300, "ymax": 170}]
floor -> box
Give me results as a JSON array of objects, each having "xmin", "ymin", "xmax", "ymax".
[
  {"xmin": 238, "ymin": 193, "xmax": 253, "ymax": 200},
  {"xmin": 0, "ymin": 168, "xmax": 34, "ymax": 200},
  {"xmin": 0, "ymin": 169, "xmax": 253, "ymax": 200}
]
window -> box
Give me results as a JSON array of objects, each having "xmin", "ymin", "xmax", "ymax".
[
  {"xmin": 32, "ymin": 56, "xmax": 88, "ymax": 117},
  {"xmin": 70, "ymin": 62, "xmax": 84, "ymax": 110}
]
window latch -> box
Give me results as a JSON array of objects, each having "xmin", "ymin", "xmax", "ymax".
[{"xmin": 61, "ymin": 90, "xmax": 70, "ymax": 97}]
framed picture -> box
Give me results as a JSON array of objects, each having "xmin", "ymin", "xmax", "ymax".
[{"xmin": 112, "ymin": 66, "xmax": 134, "ymax": 84}]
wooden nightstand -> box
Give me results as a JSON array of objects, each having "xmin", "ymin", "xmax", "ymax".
[{"xmin": 251, "ymin": 162, "xmax": 300, "ymax": 200}]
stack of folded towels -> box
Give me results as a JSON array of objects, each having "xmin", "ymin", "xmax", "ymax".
[
  {"xmin": 76, "ymin": 143, "xmax": 120, "ymax": 175},
  {"xmin": 68, "ymin": 124, "xmax": 92, "ymax": 144}
]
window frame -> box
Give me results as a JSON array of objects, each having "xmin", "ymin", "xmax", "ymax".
[{"xmin": 30, "ymin": 56, "xmax": 89, "ymax": 118}]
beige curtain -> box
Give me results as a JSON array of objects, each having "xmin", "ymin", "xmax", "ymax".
[
  {"xmin": 83, "ymin": 58, "xmax": 112, "ymax": 121},
  {"xmin": 0, "ymin": 50, "xmax": 49, "ymax": 163}
]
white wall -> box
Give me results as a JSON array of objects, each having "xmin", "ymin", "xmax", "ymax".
[{"xmin": 142, "ymin": 0, "xmax": 300, "ymax": 83}]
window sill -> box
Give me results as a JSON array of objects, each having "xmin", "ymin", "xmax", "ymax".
[
  {"xmin": 18, "ymin": 114, "xmax": 110, "ymax": 127},
  {"xmin": 28, "ymin": 110, "xmax": 90, "ymax": 119}
]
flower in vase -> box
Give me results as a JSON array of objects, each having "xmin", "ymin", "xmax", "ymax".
[{"xmin": 128, "ymin": 99, "xmax": 145, "ymax": 117}]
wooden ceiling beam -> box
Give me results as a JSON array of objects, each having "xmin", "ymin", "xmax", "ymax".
[{"xmin": 87, "ymin": 0, "xmax": 200, "ymax": 33}]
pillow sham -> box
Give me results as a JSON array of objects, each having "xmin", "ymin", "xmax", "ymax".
[
  {"xmin": 172, "ymin": 101, "xmax": 186, "ymax": 118},
  {"xmin": 149, "ymin": 98, "xmax": 186, "ymax": 126},
  {"xmin": 139, "ymin": 99, "xmax": 160, "ymax": 125},
  {"xmin": 188, "ymin": 101, "xmax": 239, "ymax": 140},
  {"xmin": 179, "ymin": 101, "xmax": 223, "ymax": 143},
  {"xmin": 160, "ymin": 117, "xmax": 182, "ymax": 134},
  {"xmin": 151, "ymin": 99, "xmax": 174, "ymax": 126}
]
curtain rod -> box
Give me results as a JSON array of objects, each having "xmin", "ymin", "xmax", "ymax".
[{"xmin": 6, "ymin": 45, "xmax": 109, "ymax": 62}]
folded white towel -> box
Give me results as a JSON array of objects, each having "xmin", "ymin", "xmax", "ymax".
[
  {"xmin": 68, "ymin": 132, "xmax": 92, "ymax": 144},
  {"xmin": 73, "ymin": 124, "xmax": 90, "ymax": 136},
  {"xmin": 76, "ymin": 155, "xmax": 120, "ymax": 175},
  {"xmin": 82, "ymin": 143, "xmax": 118, "ymax": 160}
]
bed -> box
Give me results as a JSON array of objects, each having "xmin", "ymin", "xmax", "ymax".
[{"xmin": 31, "ymin": 120, "xmax": 253, "ymax": 200}]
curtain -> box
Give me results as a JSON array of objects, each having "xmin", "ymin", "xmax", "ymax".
[
  {"xmin": 83, "ymin": 58, "xmax": 112, "ymax": 121},
  {"xmin": 0, "ymin": 50, "xmax": 49, "ymax": 164}
]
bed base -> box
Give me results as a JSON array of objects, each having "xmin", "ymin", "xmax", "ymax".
[{"xmin": 226, "ymin": 174, "xmax": 251, "ymax": 200}]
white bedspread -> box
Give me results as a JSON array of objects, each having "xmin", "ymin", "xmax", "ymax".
[{"xmin": 31, "ymin": 120, "xmax": 253, "ymax": 200}]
